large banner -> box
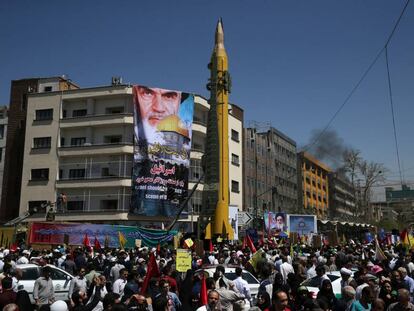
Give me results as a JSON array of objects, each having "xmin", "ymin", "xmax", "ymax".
[
  {"xmin": 264, "ymin": 212, "xmax": 288, "ymax": 237},
  {"xmin": 287, "ymin": 214, "xmax": 317, "ymax": 236},
  {"xmin": 29, "ymin": 222, "xmax": 177, "ymax": 248},
  {"xmin": 130, "ymin": 85, "xmax": 194, "ymax": 217}
]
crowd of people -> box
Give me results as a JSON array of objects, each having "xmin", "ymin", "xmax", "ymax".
[{"xmin": 0, "ymin": 238, "xmax": 412, "ymax": 311}]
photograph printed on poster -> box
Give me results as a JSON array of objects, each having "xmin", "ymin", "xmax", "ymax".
[
  {"xmin": 287, "ymin": 214, "xmax": 317, "ymax": 236},
  {"xmin": 264, "ymin": 211, "xmax": 288, "ymax": 236},
  {"xmin": 130, "ymin": 85, "xmax": 194, "ymax": 217}
]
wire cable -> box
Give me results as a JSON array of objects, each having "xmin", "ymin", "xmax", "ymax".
[
  {"xmin": 302, "ymin": 0, "xmax": 411, "ymax": 153},
  {"xmin": 385, "ymin": 46, "xmax": 404, "ymax": 186}
]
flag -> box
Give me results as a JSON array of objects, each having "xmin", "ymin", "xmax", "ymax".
[
  {"xmin": 209, "ymin": 240, "xmax": 214, "ymax": 252},
  {"xmin": 94, "ymin": 237, "xmax": 102, "ymax": 250},
  {"xmin": 140, "ymin": 252, "xmax": 160, "ymax": 294},
  {"xmin": 290, "ymin": 244, "xmax": 294, "ymax": 259},
  {"xmin": 118, "ymin": 231, "xmax": 126, "ymax": 249},
  {"xmin": 200, "ymin": 274, "xmax": 208, "ymax": 306},
  {"xmin": 83, "ymin": 234, "xmax": 91, "ymax": 248},
  {"xmin": 246, "ymin": 234, "xmax": 257, "ymax": 253},
  {"xmin": 375, "ymin": 238, "xmax": 387, "ymax": 261},
  {"xmin": 104, "ymin": 235, "xmax": 110, "ymax": 248},
  {"xmin": 242, "ymin": 236, "xmax": 247, "ymax": 250},
  {"xmin": 184, "ymin": 238, "xmax": 194, "ymax": 249},
  {"xmin": 401, "ymin": 229, "xmax": 410, "ymax": 248},
  {"xmin": 248, "ymin": 249, "xmax": 264, "ymax": 272}
]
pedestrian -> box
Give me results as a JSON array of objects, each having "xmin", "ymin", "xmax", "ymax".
[
  {"xmin": 34, "ymin": 266, "xmax": 55, "ymax": 307},
  {"xmin": 69, "ymin": 267, "xmax": 88, "ymax": 300}
]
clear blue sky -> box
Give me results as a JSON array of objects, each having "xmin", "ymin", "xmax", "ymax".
[{"xmin": 1, "ymin": 1, "xmax": 413, "ymax": 193}]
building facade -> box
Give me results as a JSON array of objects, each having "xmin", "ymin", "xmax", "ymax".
[
  {"xmin": 243, "ymin": 126, "xmax": 298, "ymax": 217},
  {"xmin": 384, "ymin": 185, "xmax": 414, "ymax": 226},
  {"xmin": 298, "ymin": 152, "xmax": 330, "ymax": 219},
  {"xmin": 19, "ymin": 84, "xmax": 243, "ymax": 227},
  {"xmin": 0, "ymin": 77, "xmax": 78, "ymax": 223},
  {"xmin": 328, "ymin": 172, "xmax": 356, "ymax": 221},
  {"xmin": 0, "ymin": 106, "xmax": 8, "ymax": 206}
]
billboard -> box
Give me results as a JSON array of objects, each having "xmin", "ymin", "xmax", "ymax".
[
  {"xmin": 264, "ymin": 212, "xmax": 288, "ymax": 237},
  {"xmin": 130, "ymin": 85, "xmax": 194, "ymax": 217},
  {"xmin": 287, "ymin": 214, "xmax": 317, "ymax": 236}
]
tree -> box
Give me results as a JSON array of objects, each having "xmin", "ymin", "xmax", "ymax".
[{"xmin": 342, "ymin": 149, "xmax": 386, "ymax": 222}]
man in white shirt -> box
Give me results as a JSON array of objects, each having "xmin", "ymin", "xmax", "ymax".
[
  {"xmin": 233, "ymin": 267, "xmax": 251, "ymax": 300},
  {"xmin": 279, "ymin": 255, "xmax": 295, "ymax": 284},
  {"xmin": 113, "ymin": 268, "xmax": 128, "ymax": 298},
  {"xmin": 16, "ymin": 250, "xmax": 30, "ymax": 265}
]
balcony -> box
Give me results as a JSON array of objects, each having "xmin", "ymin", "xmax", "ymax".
[
  {"xmin": 56, "ymin": 176, "xmax": 131, "ymax": 188},
  {"xmin": 60, "ymin": 113, "xmax": 133, "ymax": 128},
  {"xmin": 192, "ymin": 122, "xmax": 207, "ymax": 135},
  {"xmin": 58, "ymin": 143, "xmax": 133, "ymax": 156}
]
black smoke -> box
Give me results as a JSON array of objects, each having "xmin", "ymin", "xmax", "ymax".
[{"xmin": 305, "ymin": 128, "xmax": 350, "ymax": 170}]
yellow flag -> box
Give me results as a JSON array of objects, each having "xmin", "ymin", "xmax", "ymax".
[
  {"xmin": 248, "ymin": 249, "xmax": 264, "ymax": 272},
  {"xmin": 118, "ymin": 231, "xmax": 126, "ymax": 249}
]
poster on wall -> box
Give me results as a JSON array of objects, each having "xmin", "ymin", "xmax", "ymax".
[
  {"xmin": 287, "ymin": 214, "xmax": 317, "ymax": 236},
  {"xmin": 264, "ymin": 211, "xmax": 288, "ymax": 237},
  {"xmin": 229, "ymin": 205, "xmax": 239, "ymax": 240},
  {"xmin": 130, "ymin": 85, "xmax": 194, "ymax": 217}
]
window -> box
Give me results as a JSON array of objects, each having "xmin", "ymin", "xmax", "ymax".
[
  {"xmin": 72, "ymin": 109, "xmax": 87, "ymax": 117},
  {"xmin": 67, "ymin": 201, "xmax": 84, "ymax": 211},
  {"xmin": 104, "ymin": 135, "xmax": 122, "ymax": 144},
  {"xmin": 231, "ymin": 153, "xmax": 239, "ymax": 166},
  {"xmin": 43, "ymin": 86, "xmax": 52, "ymax": 92},
  {"xmin": 0, "ymin": 125, "xmax": 4, "ymax": 139},
  {"xmin": 50, "ymin": 268, "xmax": 68, "ymax": 280},
  {"xmin": 31, "ymin": 168, "xmax": 49, "ymax": 181},
  {"xmin": 231, "ymin": 129, "xmax": 239, "ymax": 142},
  {"xmin": 231, "ymin": 180, "xmax": 239, "ymax": 193},
  {"xmin": 106, "ymin": 107, "xmax": 124, "ymax": 114},
  {"xmin": 28, "ymin": 200, "xmax": 47, "ymax": 213},
  {"xmin": 69, "ymin": 169, "xmax": 85, "ymax": 179},
  {"xmin": 101, "ymin": 200, "xmax": 118, "ymax": 210},
  {"xmin": 21, "ymin": 267, "xmax": 40, "ymax": 281},
  {"xmin": 35, "ymin": 109, "xmax": 53, "ymax": 121},
  {"xmin": 33, "ymin": 137, "xmax": 51, "ymax": 149},
  {"xmin": 71, "ymin": 137, "xmax": 86, "ymax": 146}
]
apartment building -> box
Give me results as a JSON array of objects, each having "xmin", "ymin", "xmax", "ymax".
[
  {"xmin": 0, "ymin": 106, "xmax": 8, "ymax": 205},
  {"xmin": 1, "ymin": 77, "xmax": 78, "ymax": 223},
  {"xmin": 297, "ymin": 152, "xmax": 331, "ymax": 219},
  {"xmin": 243, "ymin": 126, "xmax": 298, "ymax": 217},
  {"xmin": 20, "ymin": 84, "xmax": 243, "ymax": 226},
  {"xmin": 328, "ymin": 172, "xmax": 356, "ymax": 221}
]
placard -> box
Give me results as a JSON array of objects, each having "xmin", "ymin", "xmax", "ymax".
[{"xmin": 176, "ymin": 249, "xmax": 192, "ymax": 272}]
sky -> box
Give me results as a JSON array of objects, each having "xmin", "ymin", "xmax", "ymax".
[{"xmin": 1, "ymin": 1, "xmax": 413, "ymax": 198}]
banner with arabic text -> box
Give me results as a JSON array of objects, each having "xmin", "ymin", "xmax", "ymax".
[
  {"xmin": 29, "ymin": 222, "xmax": 177, "ymax": 248},
  {"xmin": 130, "ymin": 85, "xmax": 194, "ymax": 217}
]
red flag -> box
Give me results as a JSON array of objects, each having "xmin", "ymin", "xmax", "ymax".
[
  {"xmin": 209, "ymin": 240, "xmax": 214, "ymax": 252},
  {"xmin": 200, "ymin": 274, "xmax": 208, "ymax": 306},
  {"xmin": 246, "ymin": 234, "xmax": 257, "ymax": 253},
  {"xmin": 83, "ymin": 234, "xmax": 91, "ymax": 248},
  {"xmin": 242, "ymin": 236, "xmax": 247, "ymax": 250},
  {"xmin": 94, "ymin": 237, "xmax": 102, "ymax": 250},
  {"xmin": 140, "ymin": 252, "xmax": 160, "ymax": 294}
]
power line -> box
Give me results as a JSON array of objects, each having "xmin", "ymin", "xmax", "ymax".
[
  {"xmin": 302, "ymin": 0, "xmax": 411, "ymax": 153},
  {"xmin": 385, "ymin": 46, "xmax": 404, "ymax": 186}
]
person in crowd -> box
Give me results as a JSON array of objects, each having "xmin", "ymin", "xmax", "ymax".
[
  {"xmin": 69, "ymin": 267, "xmax": 88, "ymax": 300},
  {"xmin": 0, "ymin": 277, "xmax": 16, "ymax": 309},
  {"xmin": 33, "ymin": 266, "xmax": 55, "ymax": 307},
  {"xmin": 112, "ymin": 268, "xmax": 129, "ymax": 299},
  {"xmin": 387, "ymin": 288, "xmax": 414, "ymax": 311},
  {"xmin": 155, "ymin": 279, "xmax": 181, "ymax": 311},
  {"xmin": 350, "ymin": 286, "xmax": 375, "ymax": 311},
  {"xmin": 271, "ymin": 290, "xmax": 291, "ymax": 311},
  {"xmin": 196, "ymin": 290, "xmax": 221, "ymax": 311},
  {"xmin": 317, "ymin": 279, "xmax": 337, "ymax": 310},
  {"xmin": 233, "ymin": 267, "xmax": 251, "ymax": 301},
  {"xmin": 256, "ymin": 292, "xmax": 271, "ymax": 311},
  {"xmin": 334, "ymin": 285, "xmax": 356, "ymax": 311}
]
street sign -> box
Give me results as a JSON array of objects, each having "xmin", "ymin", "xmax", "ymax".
[{"xmin": 238, "ymin": 211, "xmax": 253, "ymax": 226}]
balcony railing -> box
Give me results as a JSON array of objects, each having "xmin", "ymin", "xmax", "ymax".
[{"xmin": 61, "ymin": 112, "xmax": 133, "ymax": 121}]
